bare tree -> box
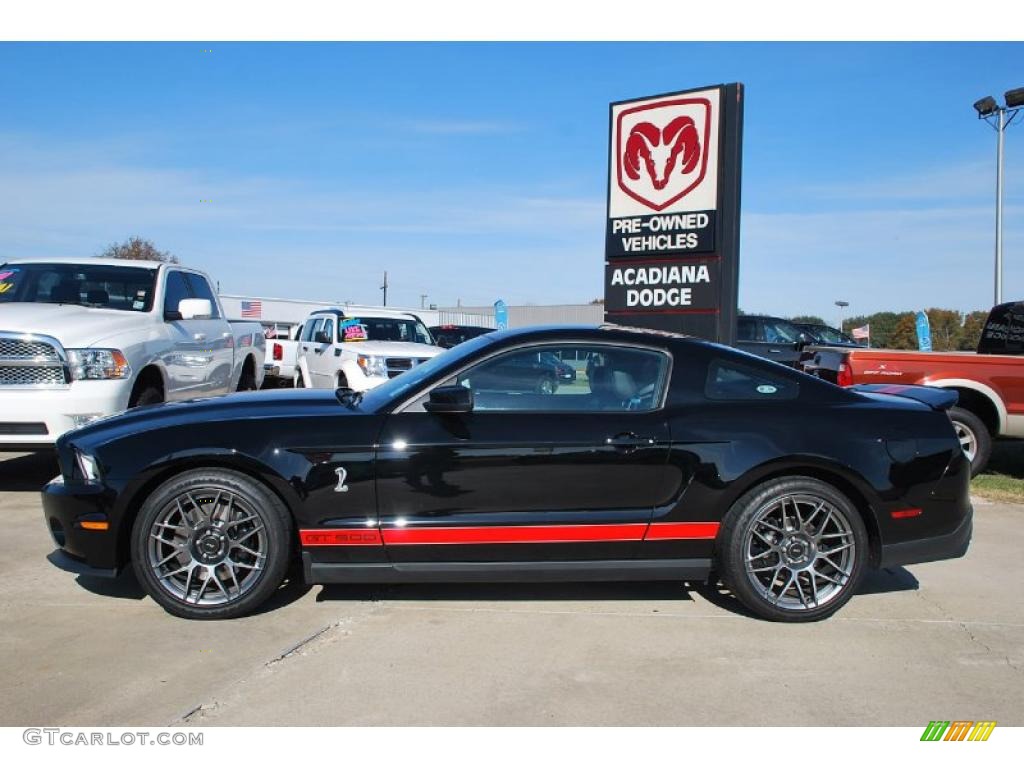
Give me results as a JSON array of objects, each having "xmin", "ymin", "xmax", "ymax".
[{"xmin": 98, "ymin": 237, "xmax": 178, "ymax": 264}]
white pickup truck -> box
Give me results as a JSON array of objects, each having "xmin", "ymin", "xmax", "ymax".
[
  {"xmin": 295, "ymin": 308, "xmax": 443, "ymax": 391},
  {"xmin": 264, "ymin": 322, "xmax": 303, "ymax": 386},
  {"xmin": 0, "ymin": 257, "xmax": 265, "ymax": 450}
]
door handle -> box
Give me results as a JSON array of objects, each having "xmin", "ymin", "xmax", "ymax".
[
  {"xmin": 605, "ymin": 433, "xmax": 656, "ymax": 451},
  {"xmin": 768, "ymin": 348, "xmax": 782, "ymax": 354},
  {"xmin": 193, "ymin": 333, "xmax": 207, "ymax": 342}
]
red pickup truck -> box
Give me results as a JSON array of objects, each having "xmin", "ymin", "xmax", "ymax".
[{"xmin": 803, "ymin": 302, "xmax": 1024, "ymax": 476}]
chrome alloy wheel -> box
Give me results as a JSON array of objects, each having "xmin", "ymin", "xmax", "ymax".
[
  {"xmin": 953, "ymin": 420, "xmax": 978, "ymax": 464},
  {"xmin": 743, "ymin": 493, "xmax": 857, "ymax": 612},
  {"xmin": 146, "ymin": 488, "xmax": 267, "ymax": 606}
]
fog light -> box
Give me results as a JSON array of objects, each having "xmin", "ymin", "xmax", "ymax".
[{"xmin": 70, "ymin": 413, "xmax": 104, "ymax": 428}]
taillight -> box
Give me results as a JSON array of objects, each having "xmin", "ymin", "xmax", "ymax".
[
  {"xmin": 273, "ymin": 343, "xmax": 283, "ymax": 361},
  {"xmin": 837, "ymin": 362, "xmax": 853, "ymax": 387}
]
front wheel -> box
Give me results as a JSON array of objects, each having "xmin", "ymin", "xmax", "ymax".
[
  {"xmin": 718, "ymin": 476, "xmax": 868, "ymax": 622},
  {"xmin": 131, "ymin": 469, "xmax": 293, "ymax": 620}
]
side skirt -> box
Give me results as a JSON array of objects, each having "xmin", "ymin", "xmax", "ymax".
[{"xmin": 303, "ymin": 554, "xmax": 712, "ymax": 585}]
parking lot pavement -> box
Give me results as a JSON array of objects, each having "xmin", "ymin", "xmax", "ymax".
[{"xmin": 1, "ymin": 451, "xmax": 1021, "ymax": 727}]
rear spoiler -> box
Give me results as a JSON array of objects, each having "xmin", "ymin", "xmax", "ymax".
[{"xmin": 849, "ymin": 384, "xmax": 958, "ymax": 411}]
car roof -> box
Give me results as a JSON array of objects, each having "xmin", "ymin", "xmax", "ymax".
[{"xmin": 2, "ymin": 256, "xmax": 169, "ymax": 269}]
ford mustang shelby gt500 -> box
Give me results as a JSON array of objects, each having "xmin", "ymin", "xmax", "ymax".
[{"xmin": 42, "ymin": 325, "xmax": 972, "ymax": 621}]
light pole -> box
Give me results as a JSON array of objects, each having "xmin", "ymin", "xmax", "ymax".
[
  {"xmin": 835, "ymin": 300, "xmax": 849, "ymax": 333},
  {"xmin": 974, "ymin": 88, "xmax": 1023, "ymax": 306}
]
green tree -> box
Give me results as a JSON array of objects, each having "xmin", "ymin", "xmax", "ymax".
[
  {"xmin": 959, "ymin": 310, "xmax": 989, "ymax": 351},
  {"xmin": 888, "ymin": 313, "xmax": 920, "ymax": 349},
  {"xmin": 790, "ymin": 315, "xmax": 827, "ymax": 326},
  {"xmin": 925, "ymin": 308, "xmax": 963, "ymax": 352},
  {"xmin": 98, "ymin": 236, "xmax": 178, "ymax": 264}
]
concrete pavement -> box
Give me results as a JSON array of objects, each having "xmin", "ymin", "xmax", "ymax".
[{"xmin": 1, "ymin": 451, "xmax": 1021, "ymax": 726}]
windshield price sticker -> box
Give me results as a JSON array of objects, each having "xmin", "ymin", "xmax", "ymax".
[{"xmin": 343, "ymin": 324, "xmax": 368, "ymax": 342}]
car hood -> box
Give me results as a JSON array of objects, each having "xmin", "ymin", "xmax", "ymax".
[
  {"xmin": 0, "ymin": 303, "xmax": 150, "ymax": 348},
  {"xmin": 61, "ymin": 389, "xmax": 356, "ymax": 451},
  {"xmin": 348, "ymin": 341, "xmax": 442, "ymax": 358}
]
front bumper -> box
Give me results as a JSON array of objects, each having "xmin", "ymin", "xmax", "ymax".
[
  {"xmin": 41, "ymin": 476, "xmax": 122, "ymax": 575},
  {"xmin": 0, "ymin": 380, "xmax": 132, "ymax": 447},
  {"xmin": 879, "ymin": 504, "xmax": 973, "ymax": 569}
]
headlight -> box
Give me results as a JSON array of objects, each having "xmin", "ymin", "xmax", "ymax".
[
  {"xmin": 75, "ymin": 449, "xmax": 102, "ymax": 483},
  {"xmin": 66, "ymin": 349, "xmax": 131, "ymax": 380},
  {"xmin": 356, "ymin": 354, "xmax": 387, "ymax": 379}
]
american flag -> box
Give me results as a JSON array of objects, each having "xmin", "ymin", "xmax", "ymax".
[
  {"xmin": 240, "ymin": 300, "xmax": 262, "ymax": 319},
  {"xmin": 851, "ymin": 324, "xmax": 870, "ymax": 340}
]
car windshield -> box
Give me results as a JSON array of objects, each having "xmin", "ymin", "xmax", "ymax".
[
  {"xmin": 763, "ymin": 319, "xmax": 801, "ymax": 344},
  {"xmin": 358, "ymin": 333, "xmax": 496, "ymax": 412},
  {"xmin": 0, "ymin": 262, "xmax": 158, "ymax": 312},
  {"xmin": 343, "ymin": 317, "xmax": 433, "ymax": 345},
  {"xmin": 813, "ymin": 326, "xmax": 850, "ymax": 344}
]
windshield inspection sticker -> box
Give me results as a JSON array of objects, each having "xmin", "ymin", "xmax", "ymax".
[{"xmin": 756, "ymin": 384, "xmax": 778, "ymax": 395}]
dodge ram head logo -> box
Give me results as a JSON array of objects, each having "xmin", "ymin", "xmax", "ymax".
[{"xmin": 616, "ymin": 97, "xmax": 712, "ymax": 212}]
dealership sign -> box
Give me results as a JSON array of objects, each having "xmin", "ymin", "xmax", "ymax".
[{"xmin": 604, "ymin": 84, "xmax": 744, "ymax": 343}]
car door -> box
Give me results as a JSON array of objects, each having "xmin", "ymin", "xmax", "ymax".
[
  {"xmin": 375, "ymin": 341, "xmax": 679, "ymax": 564},
  {"xmin": 308, "ymin": 316, "xmax": 336, "ymax": 388},
  {"xmin": 297, "ymin": 317, "xmax": 323, "ymax": 387},
  {"xmin": 183, "ymin": 272, "xmax": 234, "ymax": 394},
  {"xmin": 161, "ymin": 270, "xmax": 223, "ymax": 400}
]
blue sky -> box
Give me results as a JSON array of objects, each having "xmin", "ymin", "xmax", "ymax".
[{"xmin": 0, "ymin": 42, "xmax": 1021, "ymax": 321}]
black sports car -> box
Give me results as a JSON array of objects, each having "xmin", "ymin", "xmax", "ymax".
[{"xmin": 42, "ymin": 325, "xmax": 971, "ymax": 622}]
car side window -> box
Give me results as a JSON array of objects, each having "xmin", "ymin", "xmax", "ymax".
[
  {"xmin": 163, "ymin": 271, "xmax": 191, "ymax": 318},
  {"xmin": 321, "ymin": 318, "xmax": 335, "ymax": 343},
  {"xmin": 763, "ymin": 319, "xmax": 798, "ymax": 344},
  {"xmin": 184, "ymin": 274, "xmax": 222, "ymax": 319},
  {"xmin": 737, "ymin": 317, "xmax": 758, "ymax": 342},
  {"xmin": 451, "ymin": 344, "xmax": 670, "ymax": 412},
  {"xmin": 705, "ymin": 359, "xmax": 799, "ymax": 401},
  {"xmin": 301, "ymin": 318, "xmax": 323, "ymax": 342}
]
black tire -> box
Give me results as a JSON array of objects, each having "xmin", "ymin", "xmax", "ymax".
[
  {"xmin": 130, "ymin": 468, "xmax": 293, "ymax": 620},
  {"xmin": 948, "ymin": 406, "xmax": 991, "ymax": 478},
  {"xmin": 338, "ymin": 372, "xmax": 349, "ymax": 389},
  {"xmin": 718, "ymin": 476, "xmax": 869, "ymax": 622},
  {"xmin": 237, "ymin": 358, "xmax": 257, "ymax": 391},
  {"xmin": 128, "ymin": 384, "xmax": 163, "ymax": 408},
  {"xmin": 536, "ymin": 375, "xmax": 556, "ymax": 395},
  {"xmin": 295, "ymin": 370, "xmax": 306, "ymax": 388}
]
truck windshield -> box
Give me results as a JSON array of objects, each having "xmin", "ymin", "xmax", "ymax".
[
  {"xmin": 344, "ymin": 317, "xmax": 434, "ymax": 345},
  {"xmin": 0, "ymin": 263, "xmax": 158, "ymax": 312}
]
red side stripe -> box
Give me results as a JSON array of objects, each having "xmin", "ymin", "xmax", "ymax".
[
  {"xmin": 300, "ymin": 522, "xmax": 721, "ymax": 547},
  {"xmin": 382, "ymin": 524, "xmax": 648, "ymax": 546},
  {"xmin": 644, "ymin": 522, "xmax": 720, "ymax": 540}
]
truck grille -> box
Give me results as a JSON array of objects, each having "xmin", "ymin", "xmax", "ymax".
[
  {"xmin": 0, "ymin": 333, "xmax": 69, "ymax": 388},
  {"xmin": 385, "ymin": 357, "xmax": 428, "ymax": 379}
]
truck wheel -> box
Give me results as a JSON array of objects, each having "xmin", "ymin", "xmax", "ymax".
[
  {"xmin": 338, "ymin": 372, "xmax": 349, "ymax": 389},
  {"xmin": 129, "ymin": 385, "xmax": 163, "ymax": 408},
  {"xmin": 948, "ymin": 406, "xmax": 991, "ymax": 477},
  {"xmin": 295, "ymin": 371, "xmax": 305, "ymax": 388},
  {"xmin": 718, "ymin": 476, "xmax": 868, "ymax": 622},
  {"xmin": 131, "ymin": 468, "xmax": 292, "ymax": 620}
]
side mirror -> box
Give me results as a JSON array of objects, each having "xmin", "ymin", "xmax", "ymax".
[
  {"xmin": 178, "ymin": 298, "xmax": 212, "ymax": 320},
  {"xmin": 313, "ymin": 330, "xmax": 331, "ymax": 344},
  {"xmin": 424, "ymin": 385, "xmax": 473, "ymax": 414}
]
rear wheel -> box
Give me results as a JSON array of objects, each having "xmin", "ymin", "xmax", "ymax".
[
  {"xmin": 131, "ymin": 469, "xmax": 292, "ymax": 620},
  {"xmin": 948, "ymin": 406, "xmax": 991, "ymax": 478},
  {"xmin": 295, "ymin": 370, "xmax": 306, "ymax": 388},
  {"xmin": 536, "ymin": 375, "xmax": 556, "ymax": 395},
  {"xmin": 718, "ymin": 476, "xmax": 868, "ymax": 622}
]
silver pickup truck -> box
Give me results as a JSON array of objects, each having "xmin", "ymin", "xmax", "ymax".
[{"xmin": 0, "ymin": 257, "xmax": 265, "ymax": 450}]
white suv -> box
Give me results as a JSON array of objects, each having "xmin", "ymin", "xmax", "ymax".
[{"xmin": 295, "ymin": 309, "xmax": 443, "ymax": 391}]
